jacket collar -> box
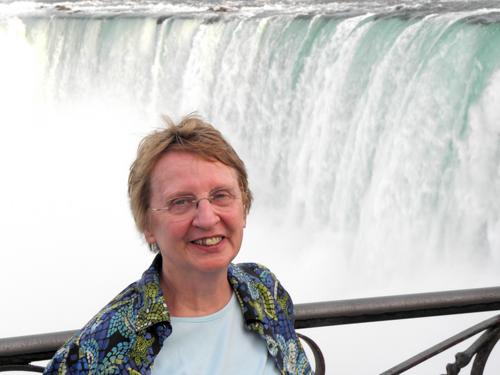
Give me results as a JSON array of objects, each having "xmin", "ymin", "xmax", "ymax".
[
  {"xmin": 134, "ymin": 255, "xmax": 170, "ymax": 332},
  {"xmin": 133, "ymin": 255, "xmax": 266, "ymax": 333},
  {"xmin": 227, "ymin": 263, "xmax": 267, "ymax": 325}
]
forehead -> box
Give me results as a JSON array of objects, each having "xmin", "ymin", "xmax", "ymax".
[{"xmin": 149, "ymin": 151, "xmax": 238, "ymax": 195}]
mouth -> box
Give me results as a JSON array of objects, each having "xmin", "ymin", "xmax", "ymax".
[{"xmin": 191, "ymin": 236, "xmax": 224, "ymax": 246}]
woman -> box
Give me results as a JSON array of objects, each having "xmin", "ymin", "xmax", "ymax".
[{"xmin": 44, "ymin": 115, "xmax": 312, "ymax": 374}]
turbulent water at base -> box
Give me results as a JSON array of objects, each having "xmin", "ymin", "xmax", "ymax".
[{"xmin": 1, "ymin": 1, "xmax": 500, "ymax": 373}]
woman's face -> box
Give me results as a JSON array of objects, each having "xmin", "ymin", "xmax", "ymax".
[{"xmin": 145, "ymin": 151, "xmax": 246, "ymax": 276}]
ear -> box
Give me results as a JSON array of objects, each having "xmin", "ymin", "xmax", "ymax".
[
  {"xmin": 143, "ymin": 210, "xmax": 156, "ymax": 244},
  {"xmin": 144, "ymin": 223, "xmax": 156, "ymax": 244}
]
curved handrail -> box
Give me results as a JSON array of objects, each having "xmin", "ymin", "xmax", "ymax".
[
  {"xmin": 1, "ymin": 286, "xmax": 499, "ymax": 374},
  {"xmin": 295, "ymin": 286, "xmax": 500, "ymax": 328},
  {"xmin": 297, "ymin": 332, "xmax": 326, "ymax": 375},
  {"xmin": 381, "ymin": 314, "xmax": 500, "ymax": 374}
]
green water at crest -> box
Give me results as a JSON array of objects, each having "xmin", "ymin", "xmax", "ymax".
[{"xmin": 1, "ymin": 9, "xmax": 500, "ymax": 261}]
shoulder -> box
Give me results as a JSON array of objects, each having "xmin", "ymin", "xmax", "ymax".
[
  {"xmin": 229, "ymin": 262, "xmax": 285, "ymax": 292},
  {"xmin": 229, "ymin": 263, "xmax": 294, "ymax": 318},
  {"xmin": 44, "ymin": 281, "xmax": 141, "ymax": 374},
  {"xmin": 231, "ymin": 262, "xmax": 275, "ymax": 281},
  {"xmin": 78, "ymin": 280, "xmax": 141, "ymax": 340}
]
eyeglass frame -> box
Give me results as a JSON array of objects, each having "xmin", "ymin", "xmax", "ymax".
[{"xmin": 149, "ymin": 189, "xmax": 241, "ymax": 217}]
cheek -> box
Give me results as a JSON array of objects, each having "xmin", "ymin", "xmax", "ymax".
[
  {"xmin": 161, "ymin": 220, "xmax": 188, "ymax": 239},
  {"xmin": 230, "ymin": 210, "xmax": 246, "ymax": 232},
  {"xmin": 149, "ymin": 217, "xmax": 189, "ymax": 244}
]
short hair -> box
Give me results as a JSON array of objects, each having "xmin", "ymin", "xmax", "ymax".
[{"xmin": 128, "ymin": 114, "xmax": 252, "ymax": 234}]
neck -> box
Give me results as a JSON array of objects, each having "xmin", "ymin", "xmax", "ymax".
[{"xmin": 160, "ymin": 263, "xmax": 232, "ymax": 317}]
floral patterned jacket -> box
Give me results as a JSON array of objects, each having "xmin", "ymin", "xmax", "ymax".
[{"xmin": 44, "ymin": 255, "xmax": 312, "ymax": 374}]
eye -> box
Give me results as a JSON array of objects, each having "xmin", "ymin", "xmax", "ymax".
[
  {"xmin": 168, "ymin": 196, "xmax": 195, "ymax": 210},
  {"xmin": 210, "ymin": 190, "xmax": 234, "ymax": 205}
]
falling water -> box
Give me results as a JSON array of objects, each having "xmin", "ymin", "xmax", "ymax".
[{"xmin": 1, "ymin": 1, "xmax": 499, "ymax": 373}]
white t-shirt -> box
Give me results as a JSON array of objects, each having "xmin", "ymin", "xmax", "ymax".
[{"xmin": 151, "ymin": 293, "xmax": 279, "ymax": 375}]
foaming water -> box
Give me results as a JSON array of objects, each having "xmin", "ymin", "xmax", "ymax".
[
  {"xmin": 1, "ymin": 3, "xmax": 500, "ymax": 373},
  {"xmin": 3, "ymin": 0, "xmax": 500, "ymax": 17}
]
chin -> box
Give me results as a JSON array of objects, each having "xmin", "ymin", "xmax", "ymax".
[{"xmin": 193, "ymin": 254, "xmax": 236, "ymax": 274}]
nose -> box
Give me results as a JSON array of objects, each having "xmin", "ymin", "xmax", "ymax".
[{"xmin": 192, "ymin": 198, "xmax": 220, "ymax": 229}]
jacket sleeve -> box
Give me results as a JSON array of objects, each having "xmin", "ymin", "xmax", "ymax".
[
  {"xmin": 43, "ymin": 337, "xmax": 81, "ymax": 375},
  {"xmin": 258, "ymin": 263, "xmax": 295, "ymax": 319}
]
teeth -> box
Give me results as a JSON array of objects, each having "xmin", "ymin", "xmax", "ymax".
[{"xmin": 193, "ymin": 236, "xmax": 223, "ymax": 246}]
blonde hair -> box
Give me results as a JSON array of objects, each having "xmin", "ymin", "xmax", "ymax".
[{"xmin": 128, "ymin": 115, "xmax": 252, "ymax": 234}]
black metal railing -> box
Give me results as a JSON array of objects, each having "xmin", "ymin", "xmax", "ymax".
[{"xmin": 1, "ymin": 286, "xmax": 499, "ymax": 374}]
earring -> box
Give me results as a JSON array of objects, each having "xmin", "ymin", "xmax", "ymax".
[{"xmin": 149, "ymin": 242, "xmax": 160, "ymax": 252}]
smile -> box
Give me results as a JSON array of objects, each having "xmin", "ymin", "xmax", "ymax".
[{"xmin": 191, "ymin": 236, "xmax": 224, "ymax": 246}]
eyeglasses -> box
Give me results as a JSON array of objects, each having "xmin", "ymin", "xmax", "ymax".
[{"xmin": 150, "ymin": 189, "xmax": 239, "ymax": 217}]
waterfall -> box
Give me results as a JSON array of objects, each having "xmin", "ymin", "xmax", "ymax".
[{"xmin": 1, "ymin": 2, "xmax": 500, "ymax": 373}]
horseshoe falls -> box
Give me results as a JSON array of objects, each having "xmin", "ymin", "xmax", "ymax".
[{"xmin": 1, "ymin": 1, "xmax": 500, "ymax": 373}]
